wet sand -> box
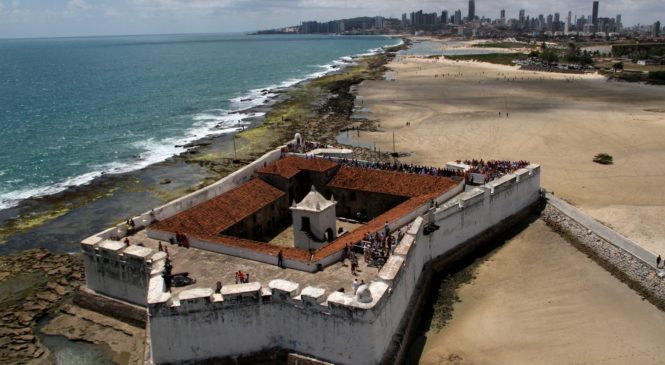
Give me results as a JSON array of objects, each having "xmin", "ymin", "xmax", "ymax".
[
  {"xmin": 355, "ymin": 54, "xmax": 665, "ymax": 256},
  {"xmin": 418, "ymin": 220, "xmax": 665, "ymax": 365}
]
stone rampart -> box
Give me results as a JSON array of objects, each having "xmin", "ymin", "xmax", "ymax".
[
  {"xmin": 81, "ymin": 144, "xmax": 289, "ymax": 246},
  {"xmin": 146, "ymin": 165, "xmax": 541, "ymax": 365},
  {"xmin": 81, "ymin": 239, "xmax": 166, "ymax": 306}
]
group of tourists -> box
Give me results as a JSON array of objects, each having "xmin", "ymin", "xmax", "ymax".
[
  {"xmin": 361, "ymin": 222, "xmax": 402, "ymax": 267},
  {"xmin": 462, "ymin": 159, "xmax": 531, "ymax": 182},
  {"xmin": 342, "ymin": 223, "xmax": 411, "ymax": 279},
  {"xmin": 339, "ymin": 158, "xmax": 464, "ymax": 179},
  {"xmin": 171, "ymin": 231, "xmax": 190, "ymax": 248},
  {"xmin": 351, "ymin": 278, "xmax": 366, "ymax": 294},
  {"xmin": 157, "ymin": 241, "xmax": 170, "ymax": 257},
  {"xmin": 234, "ymin": 270, "xmax": 250, "ymax": 284},
  {"xmin": 341, "ymin": 244, "xmax": 360, "ymax": 275},
  {"xmin": 284, "ymin": 140, "xmax": 532, "ymax": 185},
  {"xmin": 126, "ymin": 218, "xmax": 136, "ymax": 233}
]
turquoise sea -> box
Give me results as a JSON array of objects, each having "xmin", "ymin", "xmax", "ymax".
[{"xmin": 0, "ymin": 33, "xmax": 399, "ymax": 211}]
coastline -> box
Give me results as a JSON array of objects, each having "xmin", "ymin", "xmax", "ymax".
[
  {"xmin": 0, "ymin": 35, "xmax": 409, "ymax": 364},
  {"xmin": 0, "ymin": 36, "xmax": 407, "ymax": 254}
]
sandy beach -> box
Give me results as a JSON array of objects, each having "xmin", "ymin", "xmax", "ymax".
[
  {"xmin": 354, "ymin": 40, "xmax": 665, "ymax": 365},
  {"xmin": 417, "ymin": 220, "xmax": 665, "ymax": 365},
  {"xmin": 354, "ymin": 48, "xmax": 665, "ymax": 256}
]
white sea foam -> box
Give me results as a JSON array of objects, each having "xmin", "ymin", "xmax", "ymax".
[{"xmin": 0, "ymin": 37, "xmax": 401, "ymax": 212}]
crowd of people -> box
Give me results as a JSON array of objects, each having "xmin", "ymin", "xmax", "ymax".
[
  {"xmin": 360, "ymin": 222, "xmax": 404, "ymax": 268},
  {"xmin": 341, "ymin": 223, "xmax": 410, "ymax": 277},
  {"xmin": 284, "ymin": 141, "xmax": 531, "ymax": 184},
  {"xmin": 337, "ymin": 158, "xmax": 464, "ymax": 179},
  {"xmin": 462, "ymin": 159, "xmax": 531, "ymax": 183}
]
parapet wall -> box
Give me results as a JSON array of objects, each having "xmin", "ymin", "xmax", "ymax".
[
  {"xmin": 82, "ymin": 144, "xmax": 288, "ymax": 247},
  {"xmin": 82, "ymin": 239, "xmax": 166, "ymax": 306},
  {"xmin": 146, "ymin": 165, "xmax": 541, "ymax": 365}
]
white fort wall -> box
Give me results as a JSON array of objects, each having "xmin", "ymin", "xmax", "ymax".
[
  {"xmin": 81, "ymin": 240, "xmax": 167, "ymax": 306},
  {"xmin": 82, "ymin": 145, "xmax": 288, "ymax": 247},
  {"xmin": 147, "ymin": 165, "xmax": 541, "ymax": 365}
]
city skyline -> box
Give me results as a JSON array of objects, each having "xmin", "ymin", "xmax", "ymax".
[{"xmin": 0, "ymin": 0, "xmax": 662, "ymax": 39}]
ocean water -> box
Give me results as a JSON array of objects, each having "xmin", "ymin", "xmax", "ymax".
[{"xmin": 0, "ymin": 33, "xmax": 399, "ymax": 211}]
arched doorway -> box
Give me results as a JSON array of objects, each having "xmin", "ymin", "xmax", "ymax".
[{"xmin": 325, "ymin": 228, "xmax": 334, "ymax": 242}]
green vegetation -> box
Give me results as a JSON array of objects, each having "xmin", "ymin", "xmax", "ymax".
[
  {"xmin": 237, "ymin": 49, "xmax": 398, "ymax": 151},
  {"xmin": 564, "ymin": 43, "xmax": 594, "ymax": 66},
  {"xmin": 612, "ymin": 62, "xmax": 624, "ymax": 71},
  {"xmin": 649, "ymin": 71, "xmax": 665, "ymax": 81},
  {"xmin": 541, "ymin": 48, "xmax": 560, "ymax": 65},
  {"xmin": 0, "ymin": 207, "xmax": 70, "ymax": 245},
  {"xmin": 596, "ymin": 60, "xmax": 665, "ymax": 73},
  {"xmin": 604, "ymin": 69, "xmax": 665, "ymax": 85},
  {"xmin": 611, "ymin": 43, "xmax": 665, "ymax": 60},
  {"xmin": 593, "ymin": 153, "xmax": 614, "ymax": 165},
  {"xmin": 446, "ymin": 53, "xmax": 528, "ymax": 66},
  {"xmin": 0, "ymin": 186, "xmax": 120, "ymax": 245}
]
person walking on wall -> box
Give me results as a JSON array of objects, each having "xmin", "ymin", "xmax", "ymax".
[
  {"xmin": 277, "ymin": 250, "xmax": 284, "ymax": 269},
  {"xmin": 658, "ymin": 255, "xmax": 662, "ymax": 269},
  {"xmin": 352, "ymin": 278, "xmax": 360, "ymax": 294}
]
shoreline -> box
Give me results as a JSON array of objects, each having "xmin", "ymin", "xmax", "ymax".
[
  {"xmin": 0, "ymin": 36, "xmax": 403, "ymax": 212},
  {"xmin": 0, "ymin": 36, "xmax": 406, "ymax": 254},
  {"xmin": 0, "ymin": 36, "xmax": 411, "ymax": 364}
]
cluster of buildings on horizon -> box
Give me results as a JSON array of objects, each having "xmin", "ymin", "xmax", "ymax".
[{"xmin": 267, "ymin": 1, "xmax": 662, "ymax": 40}]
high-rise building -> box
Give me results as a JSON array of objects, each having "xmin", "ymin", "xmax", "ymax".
[
  {"xmin": 592, "ymin": 1, "xmax": 599, "ymax": 32},
  {"xmin": 615, "ymin": 14, "xmax": 622, "ymax": 31},
  {"xmin": 655, "ymin": 21, "xmax": 662, "ymax": 38},
  {"xmin": 301, "ymin": 21, "xmax": 318, "ymax": 34},
  {"xmin": 554, "ymin": 13, "xmax": 560, "ymax": 31},
  {"xmin": 441, "ymin": 10, "xmax": 449, "ymax": 24},
  {"xmin": 454, "ymin": 10, "xmax": 462, "ymax": 25},
  {"xmin": 519, "ymin": 9, "xmax": 526, "ymax": 26},
  {"xmin": 565, "ymin": 11, "xmax": 572, "ymax": 34},
  {"xmin": 500, "ymin": 9, "xmax": 506, "ymax": 22},
  {"xmin": 538, "ymin": 14, "xmax": 545, "ymax": 31},
  {"xmin": 468, "ymin": 0, "xmax": 475, "ymax": 21},
  {"xmin": 375, "ymin": 16, "xmax": 384, "ymax": 29},
  {"xmin": 402, "ymin": 13, "xmax": 408, "ymax": 27}
]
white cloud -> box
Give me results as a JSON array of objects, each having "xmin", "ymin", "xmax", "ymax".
[
  {"xmin": 103, "ymin": 7, "xmax": 121, "ymax": 17},
  {"xmin": 0, "ymin": 0, "xmax": 26, "ymax": 19},
  {"xmin": 68, "ymin": 0, "xmax": 91, "ymax": 11}
]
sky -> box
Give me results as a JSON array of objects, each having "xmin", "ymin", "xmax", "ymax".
[{"xmin": 0, "ymin": 0, "xmax": 662, "ymax": 39}]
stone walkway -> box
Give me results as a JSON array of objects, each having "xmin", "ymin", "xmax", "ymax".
[{"xmin": 546, "ymin": 193, "xmax": 659, "ymax": 270}]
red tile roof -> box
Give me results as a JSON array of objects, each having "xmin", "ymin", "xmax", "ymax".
[
  {"xmin": 152, "ymin": 179, "xmax": 285, "ymax": 236},
  {"xmin": 327, "ymin": 165, "xmax": 458, "ymax": 197},
  {"xmin": 256, "ymin": 155, "xmax": 339, "ymax": 179},
  {"xmin": 151, "ymin": 155, "xmax": 460, "ymax": 266},
  {"xmin": 193, "ymin": 234, "xmax": 312, "ymax": 261},
  {"xmin": 164, "ymin": 191, "xmax": 444, "ymax": 264}
]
